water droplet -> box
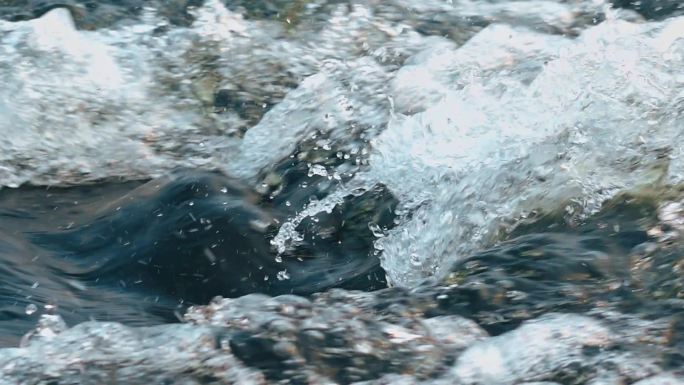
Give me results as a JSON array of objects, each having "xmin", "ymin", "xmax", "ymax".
[
  {"xmin": 25, "ymin": 304, "xmax": 37, "ymax": 315},
  {"xmin": 220, "ymin": 187, "xmax": 228, "ymax": 193},
  {"xmin": 277, "ymin": 270, "xmax": 290, "ymax": 280},
  {"xmin": 275, "ymin": 255, "xmax": 283, "ymax": 263},
  {"xmin": 285, "ymin": 201, "xmax": 291, "ymax": 207},
  {"xmin": 203, "ymin": 248, "xmax": 217, "ymax": 264}
]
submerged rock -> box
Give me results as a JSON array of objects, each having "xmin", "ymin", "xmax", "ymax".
[
  {"xmin": 0, "ymin": 320, "xmax": 266, "ymax": 384},
  {"xmin": 0, "ymin": 300, "xmax": 678, "ymax": 384}
]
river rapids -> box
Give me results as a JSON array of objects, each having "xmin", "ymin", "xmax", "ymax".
[{"xmin": 0, "ymin": 0, "xmax": 684, "ymax": 384}]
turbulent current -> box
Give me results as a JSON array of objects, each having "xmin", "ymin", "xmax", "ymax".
[{"xmin": 0, "ymin": 0, "xmax": 684, "ymax": 384}]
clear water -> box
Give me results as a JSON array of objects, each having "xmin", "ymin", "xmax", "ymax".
[{"xmin": 1, "ymin": 0, "xmax": 684, "ymax": 382}]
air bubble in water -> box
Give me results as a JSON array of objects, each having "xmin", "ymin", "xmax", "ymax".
[
  {"xmin": 25, "ymin": 304, "xmax": 38, "ymax": 315},
  {"xmin": 409, "ymin": 253, "xmax": 422, "ymax": 267}
]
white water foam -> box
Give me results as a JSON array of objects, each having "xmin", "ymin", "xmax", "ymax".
[{"xmin": 370, "ymin": 16, "xmax": 684, "ymax": 285}]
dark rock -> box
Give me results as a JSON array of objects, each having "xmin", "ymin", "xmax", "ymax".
[{"xmin": 185, "ymin": 294, "xmax": 456, "ymax": 384}]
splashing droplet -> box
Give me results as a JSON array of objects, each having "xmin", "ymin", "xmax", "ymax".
[
  {"xmin": 25, "ymin": 304, "xmax": 38, "ymax": 315},
  {"xmin": 277, "ymin": 270, "xmax": 290, "ymax": 280}
]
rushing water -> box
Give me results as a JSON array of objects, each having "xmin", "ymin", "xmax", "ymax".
[{"xmin": 1, "ymin": 0, "xmax": 684, "ymax": 383}]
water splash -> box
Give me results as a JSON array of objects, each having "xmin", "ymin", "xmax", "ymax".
[
  {"xmin": 270, "ymin": 178, "xmax": 372, "ymax": 254},
  {"xmin": 1, "ymin": 0, "xmax": 679, "ymax": 291},
  {"xmin": 369, "ymin": 16, "xmax": 684, "ymax": 286}
]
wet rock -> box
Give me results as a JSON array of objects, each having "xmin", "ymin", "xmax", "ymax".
[
  {"xmin": 422, "ymin": 315, "xmax": 489, "ymax": 352},
  {"xmin": 449, "ymin": 313, "xmax": 611, "ymax": 384},
  {"xmin": 424, "ymin": 232, "xmax": 630, "ymax": 333},
  {"xmin": 0, "ymin": 321, "xmax": 266, "ymax": 384},
  {"xmin": 19, "ymin": 314, "xmax": 68, "ymax": 347},
  {"xmin": 185, "ymin": 294, "xmax": 454, "ymax": 383},
  {"xmin": 0, "ymin": 293, "xmax": 676, "ymax": 384}
]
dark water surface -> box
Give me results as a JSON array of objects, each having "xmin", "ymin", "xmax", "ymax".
[{"xmin": 0, "ymin": 170, "xmax": 394, "ymax": 346}]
